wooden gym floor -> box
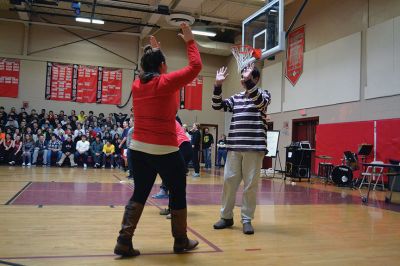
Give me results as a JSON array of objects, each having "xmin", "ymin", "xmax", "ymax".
[{"xmin": 1, "ymin": 166, "xmax": 400, "ymax": 266}]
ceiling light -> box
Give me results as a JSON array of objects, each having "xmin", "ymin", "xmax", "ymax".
[
  {"xmin": 91, "ymin": 19, "xmax": 105, "ymax": 25},
  {"xmin": 192, "ymin": 30, "xmax": 216, "ymax": 37},
  {"xmin": 75, "ymin": 17, "xmax": 91, "ymax": 23}
]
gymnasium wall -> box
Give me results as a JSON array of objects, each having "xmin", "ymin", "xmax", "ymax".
[
  {"xmin": 0, "ymin": 21, "xmax": 227, "ymax": 132},
  {"xmin": 230, "ymin": 0, "xmax": 400, "ymax": 166},
  {"xmin": 0, "ymin": 21, "xmax": 138, "ymax": 114}
]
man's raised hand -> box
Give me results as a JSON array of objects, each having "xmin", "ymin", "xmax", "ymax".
[{"xmin": 215, "ymin": 66, "xmax": 229, "ymax": 86}]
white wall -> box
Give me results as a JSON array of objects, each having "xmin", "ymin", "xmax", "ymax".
[
  {"xmin": 261, "ymin": 62, "xmax": 282, "ymax": 114},
  {"xmin": 366, "ymin": 16, "xmax": 400, "ymax": 99},
  {"xmin": 283, "ymin": 32, "xmax": 361, "ymax": 111}
]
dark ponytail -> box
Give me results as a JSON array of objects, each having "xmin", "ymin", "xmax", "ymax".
[{"xmin": 140, "ymin": 45, "xmax": 166, "ymax": 83}]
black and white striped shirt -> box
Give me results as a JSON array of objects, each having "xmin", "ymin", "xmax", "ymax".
[{"xmin": 212, "ymin": 80, "xmax": 271, "ymax": 152}]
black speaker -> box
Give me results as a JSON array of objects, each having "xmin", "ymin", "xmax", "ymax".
[
  {"xmin": 285, "ymin": 146, "xmax": 313, "ymax": 180},
  {"xmin": 286, "ymin": 147, "xmax": 312, "ymax": 168},
  {"xmin": 297, "ymin": 167, "xmax": 309, "ymax": 178}
]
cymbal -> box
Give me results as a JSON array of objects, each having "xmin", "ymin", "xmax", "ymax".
[{"xmin": 316, "ymin": 155, "xmax": 333, "ymax": 159}]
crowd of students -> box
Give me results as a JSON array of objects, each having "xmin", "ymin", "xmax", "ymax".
[
  {"xmin": 0, "ymin": 106, "xmax": 133, "ymax": 169},
  {"xmin": 0, "ymin": 106, "xmax": 229, "ymax": 171}
]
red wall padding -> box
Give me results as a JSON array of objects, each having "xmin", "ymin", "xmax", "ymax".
[
  {"xmin": 315, "ymin": 118, "xmax": 400, "ymax": 182},
  {"xmin": 376, "ymin": 119, "xmax": 400, "ymax": 163}
]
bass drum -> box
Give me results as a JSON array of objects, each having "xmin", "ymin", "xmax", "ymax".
[{"xmin": 331, "ymin": 166, "xmax": 353, "ymax": 186}]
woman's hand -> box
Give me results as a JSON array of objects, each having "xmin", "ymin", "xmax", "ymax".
[
  {"xmin": 178, "ymin": 23, "xmax": 194, "ymax": 43},
  {"xmin": 149, "ymin": 36, "xmax": 161, "ymax": 49}
]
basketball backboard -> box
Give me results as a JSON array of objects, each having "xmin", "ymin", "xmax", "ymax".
[{"xmin": 242, "ymin": 0, "xmax": 285, "ymax": 62}]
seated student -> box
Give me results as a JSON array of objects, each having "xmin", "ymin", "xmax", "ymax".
[
  {"xmin": 22, "ymin": 134, "xmax": 35, "ymax": 166},
  {"xmin": 77, "ymin": 111, "xmax": 86, "ymax": 124},
  {"xmin": 57, "ymin": 135, "xmax": 77, "ymax": 167},
  {"xmin": 46, "ymin": 134, "xmax": 62, "ymax": 166},
  {"xmin": 2, "ymin": 133, "xmax": 14, "ymax": 164},
  {"xmin": 102, "ymin": 140, "xmax": 115, "ymax": 168},
  {"xmin": 9, "ymin": 134, "xmax": 22, "ymax": 165},
  {"xmin": 75, "ymin": 135, "xmax": 90, "ymax": 168},
  {"xmin": 90, "ymin": 135, "xmax": 104, "ymax": 168},
  {"xmin": 32, "ymin": 134, "xmax": 48, "ymax": 166}
]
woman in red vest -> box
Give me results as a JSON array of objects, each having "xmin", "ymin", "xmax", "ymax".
[{"xmin": 114, "ymin": 23, "xmax": 202, "ymax": 257}]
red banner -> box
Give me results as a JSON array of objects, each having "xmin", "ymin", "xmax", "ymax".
[
  {"xmin": 98, "ymin": 67, "xmax": 122, "ymax": 105},
  {"xmin": 76, "ymin": 65, "xmax": 98, "ymax": 103},
  {"xmin": 45, "ymin": 62, "xmax": 76, "ymax": 101},
  {"xmin": 0, "ymin": 58, "xmax": 20, "ymax": 98},
  {"xmin": 178, "ymin": 76, "xmax": 203, "ymax": 110},
  {"xmin": 286, "ymin": 25, "xmax": 305, "ymax": 86}
]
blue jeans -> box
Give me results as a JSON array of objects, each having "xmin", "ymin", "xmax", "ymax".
[
  {"xmin": 217, "ymin": 149, "xmax": 227, "ymax": 166},
  {"xmin": 75, "ymin": 151, "xmax": 88, "ymax": 164},
  {"xmin": 203, "ymin": 147, "xmax": 212, "ymax": 168},
  {"xmin": 127, "ymin": 149, "xmax": 134, "ymax": 175},
  {"xmin": 47, "ymin": 150, "xmax": 62, "ymax": 165}
]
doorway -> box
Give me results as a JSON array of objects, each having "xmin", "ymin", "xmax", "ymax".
[
  {"xmin": 199, "ymin": 124, "xmax": 218, "ymax": 167},
  {"xmin": 292, "ymin": 117, "xmax": 319, "ymax": 174}
]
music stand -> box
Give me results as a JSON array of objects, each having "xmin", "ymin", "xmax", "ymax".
[
  {"xmin": 358, "ymin": 144, "xmax": 373, "ymax": 157},
  {"xmin": 357, "ymin": 143, "xmax": 373, "ymax": 173}
]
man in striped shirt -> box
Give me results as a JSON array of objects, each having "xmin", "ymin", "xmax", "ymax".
[{"xmin": 212, "ymin": 64, "xmax": 271, "ymax": 235}]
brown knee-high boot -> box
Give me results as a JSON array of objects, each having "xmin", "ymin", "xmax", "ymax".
[
  {"xmin": 114, "ymin": 201, "xmax": 144, "ymax": 257},
  {"xmin": 171, "ymin": 208, "xmax": 199, "ymax": 253}
]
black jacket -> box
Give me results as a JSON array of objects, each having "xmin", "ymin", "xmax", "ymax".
[
  {"xmin": 191, "ymin": 130, "xmax": 201, "ymax": 150},
  {"xmin": 62, "ymin": 140, "xmax": 76, "ymax": 153}
]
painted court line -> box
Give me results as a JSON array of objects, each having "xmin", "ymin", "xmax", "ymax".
[
  {"xmin": 0, "ymin": 250, "xmax": 220, "ymax": 261},
  {"xmin": 4, "ymin": 182, "xmax": 32, "ymax": 205}
]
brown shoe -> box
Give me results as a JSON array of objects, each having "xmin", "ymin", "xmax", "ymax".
[
  {"xmin": 114, "ymin": 241, "xmax": 140, "ymax": 257},
  {"xmin": 114, "ymin": 201, "xmax": 144, "ymax": 257},
  {"xmin": 171, "ymin": 209, "xmax": 199, "ymax": 253}
]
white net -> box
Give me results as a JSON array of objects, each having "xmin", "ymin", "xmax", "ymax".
[{"xmin": 231, "ymin": 45, "xmax": 254, "ymax": 73}]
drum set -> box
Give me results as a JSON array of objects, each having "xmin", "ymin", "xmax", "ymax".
[
  {"xmin": 318, "ymin": 151, "xmax": 359, "ymax": 187},
  {"xmin": 331, "ymin": 151, "xmax": 358, "ymax": 187}
]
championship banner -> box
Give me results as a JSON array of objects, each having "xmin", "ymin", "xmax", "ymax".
[
  {"xmin": 45, "ymin": 62, "xmax": 77, "ymax": 101},
  {"xmin": 76, "ymin": 65, "xmax": 98, "ymax": 103},
  {"xmin": 0, "ymin": 58, "xmax": 20, "ymax": 98},
  {"xmin": 184, "ymin": 75, "xmax": 203, "ymax": 110},
  {"xmin": 97, "ymin": 67, "xmax": 122, "ymax": 105},
  {"xmin": 286, "ymin": 25, "xmax": 305, "ymax": 86}
]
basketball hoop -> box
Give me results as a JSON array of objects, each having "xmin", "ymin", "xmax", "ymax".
[{"xmin": 231, "ymin": 45, "xmax": 262, "ymax": 73}]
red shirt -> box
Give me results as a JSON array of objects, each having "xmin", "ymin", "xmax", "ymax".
[
  {"xmin": 176, "ymin": 121, "xmax": 189, "ymax": 146},
  {"xmin": 132, "ymin": 40, "xmax": 202, "ymax": 147}
]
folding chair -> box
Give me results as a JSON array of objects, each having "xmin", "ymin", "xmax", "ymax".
[{"xmin": 359, "ymin": 161, "xmax": 384, "ymax": 190}]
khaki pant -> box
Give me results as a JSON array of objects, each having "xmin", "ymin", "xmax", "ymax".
[
  {"xmin": 58, "ymin": 153, "xmax": 76, "ymax": 166},
  {"xmin": 220, "ymin": 150, "xmax": 264, "ymax": 223}
]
